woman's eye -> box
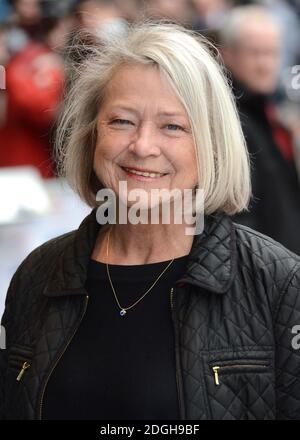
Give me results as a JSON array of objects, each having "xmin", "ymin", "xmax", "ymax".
[
  {"xmin": 110, "ymin": 119, "xmax": 133, "ymax": 125},
  {"xmin": 165, "ymin": 124, "xmax": 184, "ymax": 131}
]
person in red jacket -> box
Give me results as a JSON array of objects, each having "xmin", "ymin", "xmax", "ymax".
[{"xmin": 0, "ymin": 38, "xmax": 64, "ymax": 177}]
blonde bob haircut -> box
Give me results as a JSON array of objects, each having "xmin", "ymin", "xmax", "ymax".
[{"xmin": 55, "ymin": 19, "xmax": 251, "ymax": 215}]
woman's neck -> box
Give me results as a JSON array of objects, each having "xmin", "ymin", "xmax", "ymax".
[{"xmin": 91, "ymin": 222, "xmax": 195, "ymax": 265}]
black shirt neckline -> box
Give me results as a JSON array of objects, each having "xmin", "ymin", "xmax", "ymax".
[{"xmin": 88, "ymin": 254, "xmax": 189, "ymax": 282}]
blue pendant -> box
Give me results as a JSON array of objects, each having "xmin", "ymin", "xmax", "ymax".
[{"xmin": 120, "ymin": 309, "xmax": 126, "ymax": 316}]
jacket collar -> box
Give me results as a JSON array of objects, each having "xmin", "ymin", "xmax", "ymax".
[{"xmin": 43, "ymin": 207, "xmax": 237, "ymax": 297}]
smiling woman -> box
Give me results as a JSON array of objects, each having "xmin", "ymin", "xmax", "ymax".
[
  {"xmin": 92, "ymin": 62, "xmax": 199, "ymax": 227},
  {"xmin": 55, "ymin": 20, "xmax": 251, "ymax": 216},
  {"xmin": 54, "ymin": 18, "xmax": 252, "ymax": 264},
  {"xmin": 1, "ymin": 19, "xmax": 300, "ymax": 421}
]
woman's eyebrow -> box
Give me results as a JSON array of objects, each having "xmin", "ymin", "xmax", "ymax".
[
  {"xmin": 108, "ymin": 104, "xmax": 186, "ymax": 118},
  {"xmin": 109, "ymin": 104, "xmax": 139, "ymax": 114},
  {"xmin": 157, "ymin": 111, "xmax": 187, "ymax": 118}
]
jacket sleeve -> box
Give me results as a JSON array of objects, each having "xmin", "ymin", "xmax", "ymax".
[
  {"xmin": 0, "ymin": 305, "xmax": 9, "ymax": 419},
  {"xmin": 0, "ymin": 264, "xmax": 24, "ymax": 420},
  {"xmin": 275, "ymin": 265, "xmax": 300, "ymax": 419}
]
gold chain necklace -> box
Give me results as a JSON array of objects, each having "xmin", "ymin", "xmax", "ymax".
[{"xmin": 106, "ymin": 228, "xmax": 175, "ymax": 316}]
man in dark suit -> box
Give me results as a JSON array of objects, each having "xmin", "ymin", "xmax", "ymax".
[{"xmin": 220, "ymin": 5, "xmax": 300, "ymax": 255}]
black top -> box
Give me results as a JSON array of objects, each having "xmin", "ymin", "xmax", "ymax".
[{"xmin": 42, "ymin": 254, "xmax": 189, "ymax": 420}]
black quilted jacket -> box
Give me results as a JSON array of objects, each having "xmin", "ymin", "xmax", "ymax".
[{"xmin": 1, "ymin": 208, "xmax": 300, "ymax": 420}]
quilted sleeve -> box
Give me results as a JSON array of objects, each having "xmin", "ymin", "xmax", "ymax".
[
  {"xmin": 0, "ymin": 261, "xmax": 26, "ymax": 420},
  {"xmin": 275, "ymin": 265, "xmax": 300, "ymax": 419},
  {"xmin": 0, "ymin": 282, "xmax": 13, "ymax": 419},
  {"xmin": 0, "ymin": 304, "xmax": 9, "ymax": 419}
]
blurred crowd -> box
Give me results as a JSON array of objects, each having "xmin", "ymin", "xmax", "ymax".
[{"xmin": 0, "ymin": 0, "xmax": 300, "ymax": 254}]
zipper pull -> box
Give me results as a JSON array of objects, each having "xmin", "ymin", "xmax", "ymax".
[
  {"xmin": 16, "ymin": 361, "xmax": 31, "ymax": 382},
  {"xmin": 212, "ymin": 366, "xmax": 220, "ymax": 385}
]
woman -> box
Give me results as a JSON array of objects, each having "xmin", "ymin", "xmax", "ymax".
[{"xmin": 1, "ymin": 20, "xmax": 300, "ymax": 420}]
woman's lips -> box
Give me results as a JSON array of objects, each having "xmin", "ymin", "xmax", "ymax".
[{"xmin": 120, "ymin": 166, "xmax": 168, "ymax": 181}]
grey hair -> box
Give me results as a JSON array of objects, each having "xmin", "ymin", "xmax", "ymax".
[{"xmin": 55, "ymin": 18, "xmax": 251, "ymax": 215}]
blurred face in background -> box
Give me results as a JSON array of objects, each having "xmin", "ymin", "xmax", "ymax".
[
  {"xmin": 13, "ymin": 0, "xmax": 41, "ymax": 25},
  {"xmin": 193, "ymin": 0, "xmax": 231, "ymax": 17},
  {"xmin": 115, "ymin": 0, "xmax": 142, "ymax": 22},
  {"xmin": 76, "ymin": 0, "xmax": 127, "ymax": 41},
  {"xmin": 145, "ymin": 0, "xmax": 193, "ymax": 24},
  {"xmin": 222, "ymin": 19, "xmax": 281, "ymax": 94},
  {"xmin": 78, "ymin": 0, "xmax": 121, "ymax": 28}
]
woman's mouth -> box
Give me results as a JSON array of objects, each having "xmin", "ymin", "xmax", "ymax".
[{"xmin": 120, "ymin": 166, "xmax": 168, "ymax": 181}]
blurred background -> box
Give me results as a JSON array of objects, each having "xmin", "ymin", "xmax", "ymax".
[{"xmin": 1, "ymin": 0, "xmax": 300, "ymax": 315}]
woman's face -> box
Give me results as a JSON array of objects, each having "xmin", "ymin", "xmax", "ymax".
[{"xmin": 93, "ymin": 63, "xmax": 198, "ymax": 209}]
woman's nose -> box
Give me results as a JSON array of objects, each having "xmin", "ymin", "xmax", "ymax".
[{"xmin": 128, "ymin": 122, "xmax": 161, "ymax": 157}]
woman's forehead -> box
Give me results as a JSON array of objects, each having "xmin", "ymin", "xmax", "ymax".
[{"xmin": 102, "ymin": 64, "xmax": 186, "ymax": 113}]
